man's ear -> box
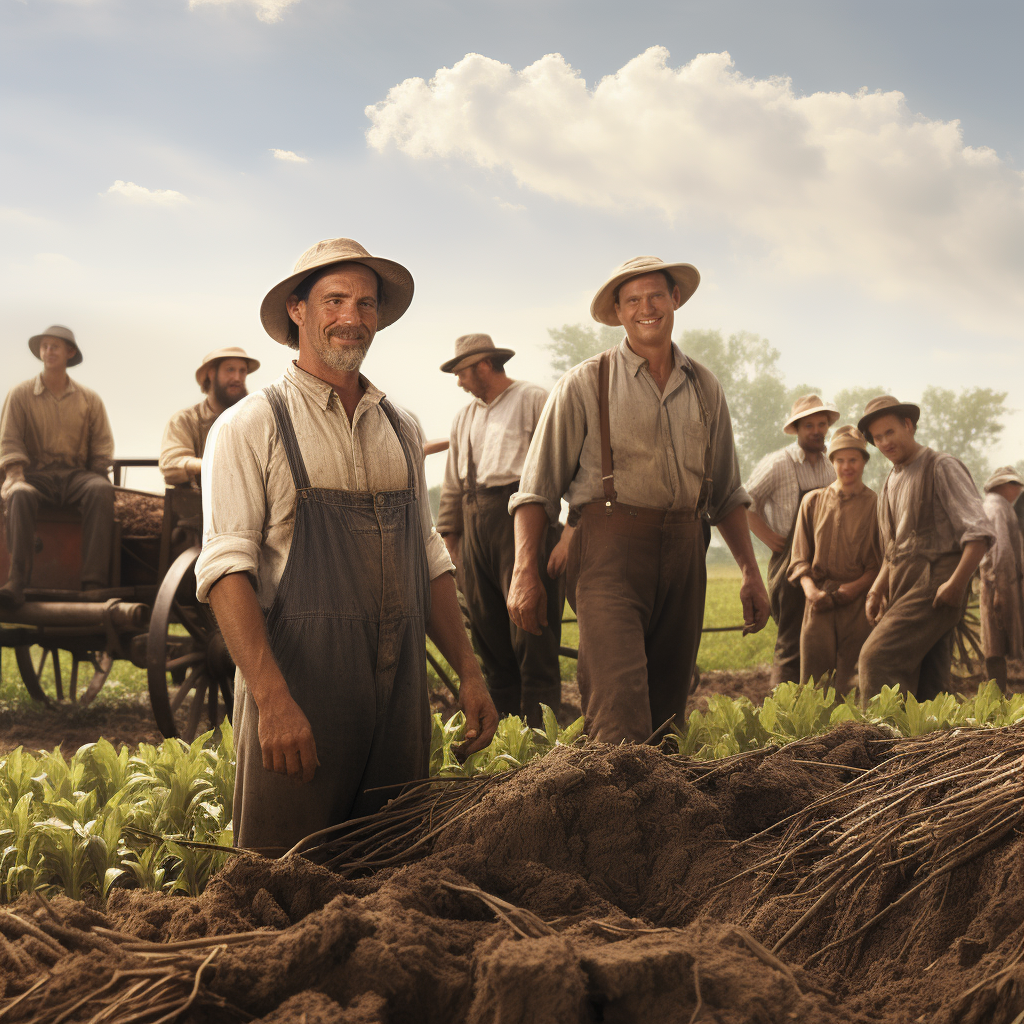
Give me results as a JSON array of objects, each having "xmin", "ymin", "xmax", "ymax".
[
  {"xmin": 285, "ymin": 294, "xmax": 304, "ymax": 328},
  {"xmin": 672, "ymin": 286, "xmax": 682, "ymax": 310}
]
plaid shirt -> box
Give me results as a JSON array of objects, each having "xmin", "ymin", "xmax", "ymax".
[{"xmin": 746, "ymin": 442, "xmax": 836, "ymax": 536}]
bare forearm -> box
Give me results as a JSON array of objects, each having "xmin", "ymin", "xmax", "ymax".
[
  {"xmin": 426, "ymin": 573, "xmax": 482, "ymax": 682},
  {"xmin": 746, "ymin": 509, "xmax": 785, "ymax": 551},
  {"xmin": 845, "ymin": 568, "xmax": 878, "ymax": 600},
  {"xmin": 719, "ymin": 505, "xmax": 761, "ymax": 578},
  {"xmin": 513, "ymin": 503, "xmax": 549, "ymax": 576},
  {"xmin": 950, "ymin": 540, "xmax": 988, "ymax": 591}
]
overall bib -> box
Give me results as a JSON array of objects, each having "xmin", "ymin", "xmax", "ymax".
[{"xmin": 232, "ymin": 385, "xmax": 431, "ymax": 854}]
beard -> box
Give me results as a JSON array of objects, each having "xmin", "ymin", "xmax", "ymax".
[
  {"xmin": 213, "ymin": 380, "xmax": 248, "ymax": 409},
  {"xmin": 315, "ymin": 327, "xmax": 373, "ymax": 372}
]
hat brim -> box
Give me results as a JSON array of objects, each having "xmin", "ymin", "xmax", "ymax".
[
  {"xmin": 590, "ymin": 262, "xmax": 700, "ymax": 327},
  {"xmin": 828, "ymin": 445, "xmax": 870, "ymax": 462},
  {"xmin": 858, "ymin": 404, "xmax": 921, "ymax": 444},
  {"xmin": 260, "ymin": 255, "xmax": 414, "ymax": 345},
  {"xmin": 440, "ymin": 348, "xmax": 515, "ymax": 374},
  {"xmin": 783, "ymin": 407, "xmax": 840, "ymax": 435},
  {"xmin": 29, "ymin": 335, "xmax": 82, "ymax": 367},
  {"xmin": 984, "ymin": 474, "xmax": 1024, "ymax": 493},
  {"xmin": 195, "ymin": 355, "xmax": 261, "ymax": 386}
]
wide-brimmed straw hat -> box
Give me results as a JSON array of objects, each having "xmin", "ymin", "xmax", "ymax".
[
  {"xmin": 783, "ymin": 394, "xmax": 840, "ymax": 435},
  {"xmin": 590, "ymin": 256, "xmax": 700, "ymax": 327},
  {"xmin": 29, "ymin": 325, "xmax": 82, "ymax": 367},
  {"xmin": 827, "ymin": 425, "xmax": 870, "ymax": 462},
  {"xmin": 983, "ymin": 466, "xmax": 1024, "ymax": 493},
  {"xmin": 858, "ymin": 395, "xmax": 921, "ymax": 444},
  {"xmin": 195, "ymin": 347, "xmax": 261, "ymax": 386},
  {"xmin": 260, "ymin": 237, "xmax": 414, "ymax": 346},
  {"xmin": 440, "ymin": 334, "xmax": 515, "ymax": 374}
]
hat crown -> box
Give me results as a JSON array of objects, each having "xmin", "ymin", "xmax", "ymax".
[
  {"xmin": 293, "ymin": 238, "xmax": 372, "ymax": 275},
  {"xmin": 453, "ymin": 333, "xmax": 495, "ymax": 358},
  {"xmin": 610, "ymin": 255, "xmax": 664, "ymax": 277},
  {"xmin": 39, "ymin": 325, "xmax": 75, "ymax": 345},
  {"xmin": 790, "ymin": 394, "xmax": 826, "ymax": 418},
  {"xmin": 827, "ymin": 425, "xmax": 869, "ymax": 460},
  {"xmin": 862, "ymin": 395, "xmax": 902, "ymax": 418}
]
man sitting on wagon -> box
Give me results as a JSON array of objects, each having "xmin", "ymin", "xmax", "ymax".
[
  {"xmin": 159, "ymin": 347, "xmax": 260, "ymax": 486},
  {"xmin": 0, "ymin": 325, "xmax": 115, "ymax": 609}
]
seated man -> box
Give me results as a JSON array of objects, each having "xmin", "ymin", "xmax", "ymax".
[
  {"xmin": 0, "ymin": 326, "xmax": 115, "ymax": 608},
  {"xmin": 160, "ymin": 347, "xmax": 259, "ymax": 485}
]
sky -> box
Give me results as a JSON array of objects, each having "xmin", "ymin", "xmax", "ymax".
[{"xmin": 2, "ymin": 0, "xmax": 1022, "ymax": 491}]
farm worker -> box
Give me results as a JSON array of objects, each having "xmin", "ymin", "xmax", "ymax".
[
  {"xmin": 978, "ymin": 467, "xmax": 1024, "ymax": 692},
  {"xmin": 436, "ymin": 334, "xmax": 563, "ymax": 726},
  {"xmin": 786, "ymin": 426, "xmax": 882, "ymax": 695},
  {"xmin": 746, "ymin": 395, "xmax": 839, "ymax": 687},
  {"xmin": 159, "ymin": 347, "xmax": 260, "ymax": 486},
  {"xmin": 858, "ymin": 396, "xmax": 993, "ymax": 701},
  {"xmin": 506, "ymin": 255, "xmax": 770, "ymax": 744},
  {"xmin": 0, "ymin": 326, "xmax": 115, "ymax": 609},
  {"xmin": 195, "ymin": 237, "xmax": 498, "ymax": 855}
]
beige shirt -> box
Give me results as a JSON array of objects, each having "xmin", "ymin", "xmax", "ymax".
[
  {"xmin": 195, "ymin": 362, "xmax": 453, "ymax": 608},
  {"xmin": 437, "ymin": 379, "xmax": 548, "ymax": 535},
  {"xmin": 980, "ymin": 492, "xmax": 1023, "ymax": 589},
  {"xmin": 788, "ymin": 481, "xmax": 882, "ymax": 586},
  {"xmin": 159, "ymin": 398, "xmax": 219, "ymax": 485},
  {"xmin": 510, "ymin": 339, "xmax": 749, "ymax": 525},
  {"xmin": 0, "ymin": 374, "xmax": 114, "ymax": 477},
  {"xmin": 746, "ymin": 443, "xmax": 837, "ymax": 537}
]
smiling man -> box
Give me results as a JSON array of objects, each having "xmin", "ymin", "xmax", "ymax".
[
  {"xmin": 195, "ymin": 238, "xmax": 497, "ymax": 854},
  {"xmin": 857, "ymin": 396, "xmax": 992, "ymax": 700},
  {"xmin": 507, "ymin": 255, "xmax": 770, "ymax": 744}
]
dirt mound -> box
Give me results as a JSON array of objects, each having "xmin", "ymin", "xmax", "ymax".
[{"xmin": 2, "ymin": 724, "xmax": 1022, "ymax": 1023}]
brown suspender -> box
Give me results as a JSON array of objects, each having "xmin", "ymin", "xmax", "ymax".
[{"xmin": 598, "ymin": 351, "xmax": 616, "ymax": 513}]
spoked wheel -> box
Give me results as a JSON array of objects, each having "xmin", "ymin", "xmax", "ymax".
[
  {"xmin": 147, "ymin": 545, "xmax": 235, "ymax": 741},
  {"xmin": 14, "ymin": 645, "xmax": 113, "ymax": 704}
]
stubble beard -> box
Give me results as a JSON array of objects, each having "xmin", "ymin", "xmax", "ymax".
[
  {"xmin": 213, "ymin": 381, "xmax": 248, "ymax": 409},
  {"xmin": 316, "ymin": 328, "xmax": 373, "ymax": 372}
]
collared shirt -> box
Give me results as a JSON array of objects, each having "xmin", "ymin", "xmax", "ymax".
[
  {"xmin": 881, "ymin": 447, "xmax": 992, "ymax": 553},
  {"xmin": 510, "ymin": 339, "xmax": 749, "ymax": 525},
  {"xmin": 437, "ymin": 379, "xmax": 548, "ymax": 535},
  {"xmin": 159, "ymin": 398, "xmax": 219, "ymax": 485},
  {"xmin": 788, "ymin": 481, "xmax": 882, "ymax": 586},
  {"xmin": 980, "ymin": 492, "xmax": 1023, "ymax": 588},
  {"xmin": 746, "ymin": 443, "xmax": 836, "ymax": 536},
  {"xmin": 0, "ymin": 374, "xmax": 114, "ymax": 476},
  {"xmin": 195, "ymin": 362, "xmax": 453, "ymax": 607}
]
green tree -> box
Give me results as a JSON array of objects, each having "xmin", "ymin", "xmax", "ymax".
[
  {"xmin": 546, "ymin": 323, "xmax": 622, "ymax": 376},
  {"xmin": 916, "ymin": 386, "xmax": 1009, "ymax": 489}
]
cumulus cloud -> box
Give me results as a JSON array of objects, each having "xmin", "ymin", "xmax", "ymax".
[
  {"xmin": 104, "ymin": 180, "xmax": 188, "ymax": 205},
  {"xmin": 366, "ymin": 48, "xmax": 1024, "ymax": 335},
  {"xmin": 188, "ymin": 0, "xmax": 300, "ymax": 23},
  {"xmin": 271, "ymin": 149, "xmax": 308, "ymax": 163}
]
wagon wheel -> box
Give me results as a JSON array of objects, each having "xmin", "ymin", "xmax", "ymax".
[
  {"xmin": 147, "ymin": 544, "xmax": 234, "ymax": 741},
  {"xmin": 14, "ymin": 646, "xmax": 113, "ymax": 705}
]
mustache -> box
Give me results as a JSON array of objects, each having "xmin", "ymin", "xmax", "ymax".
[{"xmin": 327, "ymin": 325, "xmax": 369, "ymax": 341}]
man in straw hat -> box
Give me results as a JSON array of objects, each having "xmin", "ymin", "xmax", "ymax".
[
  {"xmin": 787, "ymin": 426, "xmax": 882, "ymax": 694},
  {"xmin": 858, "ymin": 396, "xmax": 993, "ymax": 700},
  {"xmin": 437, "ymin": 334, "xmax": 562, "ymax": 726},
  {"xmin": 978, "ymin": 466, "xmax": 1024, "ymax": 692},
  {"xmin": 159, "ymin": 347, "xmax": 260, "ymax": 485},
  {"xmin": 507, "ymin": 255, "xmax": 770, "ymax": 744},
  {"xmin": 745, "ymin": 394, "xmax": 839, "ymax": 687},
  {"xmin": 195, "ymin": 238, "xmax": 497, "ymax": 854},
  {"xmin": 0, "ymin": 326, "xmax": 115, "ymax": 609}
]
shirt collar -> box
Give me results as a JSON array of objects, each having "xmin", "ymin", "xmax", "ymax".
[
  {"xmin": 786, "ymin": 442, "xmax": 809, "ymax": 464},
  {"xmin": 286, "ymin": 361, "xmax": 384, "ymax": 412},
  {"xmin": 474, "ymin": 379, "xmax": 520, "ymax": 411},
  {"xmin": 33, "ymin": 373, "xmax": 78, "ymax": 397},
  {"xmin": 619, "ymin": 338, "xmax": 689, "ymax": 378}
]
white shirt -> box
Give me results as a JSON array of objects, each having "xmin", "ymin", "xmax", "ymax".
[{"xmin": 746, "ymin": 443, "xmax": 836, "ymax": 536}]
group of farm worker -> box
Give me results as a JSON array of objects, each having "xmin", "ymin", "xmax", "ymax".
[{"xmin": 2, "ymin": 236, "xmax": 1022, "ymax": 856}]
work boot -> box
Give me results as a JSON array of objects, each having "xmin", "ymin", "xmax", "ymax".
[{"xmin": 0, "ymin": 576, "xmax": 25, "ymax": 611}]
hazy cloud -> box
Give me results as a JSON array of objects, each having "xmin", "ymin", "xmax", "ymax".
[
  {"xmin": 188, "ymin": 0, "xmax": 301, "ymax": 23},
  {"xmin": 271, "ymin": 148, "xmax": 308, "ymax": 163},
  {"xmin": 104, "ymin": 180, "xmax": 189, "ymax": 205},
  {"xmin": 367, "ymin": 47, "xmax": 1024, "ymax": 335}
]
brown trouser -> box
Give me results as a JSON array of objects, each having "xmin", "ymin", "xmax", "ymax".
[
  {"xmin": 858, "ymin": 553, "xmax": 962, "ymax": 701},
  {"xmin": 799, "ymin": 591, "xmax": 873, "ymax": 695},
  {"xmin": 461, "ymin": 488, "xmax": 562, "ymax": 724},
  {"xmin": 569, "ymin": 502, "xmax": 706, "ymax": 744},
  {"xmin": 766, "ymin": 517, "xmax": 807, "ymax": 688}
]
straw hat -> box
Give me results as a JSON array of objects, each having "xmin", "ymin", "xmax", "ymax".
[
  {"xmin": 827, "ymin": 425, "xmax": 870, "ymax": 462},
  {"xmin": 440, "ymin": 334, "xmax": 515, "ymax": 374},
  {"xmin": 857, "ymin": 395, "xmax": 921, "ymax": 444},
  {"xmin": 783, "ymin": 394, "xmax": 840, "ymax": 435},
  {"xmin": 983, "ymin": 466, "xmax": 1024, "ymax": 493},
  {"xmin": 260, "ymin": 237, "xmax": 414, "ymax": 346},
  {"xmin": 195, "ymin": 347, "xmax": 261, "ymax": 387},
  {"xmin": 590, "ymin": 256, "xmax": 700, "ymax": 327},
  {"xmin": 28, "ymin": 325, "xmax": 82, "ymax": 367}
]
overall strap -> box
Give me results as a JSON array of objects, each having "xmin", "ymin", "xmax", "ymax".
[
  {"xmin": 685, "ymin": 363, "xmax": 714, "ymax": 517},
  {"xmin": 378, "ymin": 397, "xmax": 417, "ymax": 491},
  {"xmin": 265, "ymin": 384, "xmax": 311, "ymax": 491},
  {"xmin": 598, "ymin": 350, "xmax": 616, "ymax": 512}
]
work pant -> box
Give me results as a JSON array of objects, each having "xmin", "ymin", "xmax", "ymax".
[
  {"xmin": 569, "ymin": 503, "xmax": 706, "ymax": 744},
  {"xmin": 767, "ymin": 537, "xmax": 804, "ymax": 688},
  {"xmin": 799, "ymin": 592, "xmax": 873, "ymax": 696},
  {"xmin": 858, "ymin": 554, "xmax": 962, "ymax": 701},
  {"xmin": 460, "ymin": 489, "xmax": 562, "ymax": 724},
  {"xmin": 4, "ymin": 469, "xmax": 114, "ymax": 589}
]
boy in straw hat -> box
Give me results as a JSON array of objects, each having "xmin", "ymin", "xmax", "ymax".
[
  {"xmin": 745, "ymin": 394, "xmax": 839, "ymax": 687},
  {"xmin": 437, "ymin": 334, "xmax": 563, "ymax": 726},
  {"xmin": 507, "ymin": 255, "xmax": 770, "ymax": 744},
  {"xmin": 787, "ymin": 426, "xmax": 882, "ymax": 694},
  {"xmin": 195, "ymin": 238, "xmax": 497, "ymax": 853},
  {"xmin": 0, "ymin": 326, "xmax": 115, "ymax": 609},
  {"xmin": 159, "ymin": 347, "xmax": 260, "ymax": 485},
  {"xmin": 857, "ymin": 396, "xmax": 993, "ymax": 700},
  {"xmin": 978, "ymin": 466, "xmax": 1024, "ymax": 692}
]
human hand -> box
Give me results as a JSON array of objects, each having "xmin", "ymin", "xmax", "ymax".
[
  {"xmin": 546, "ymin": 532, "xmax": 572, "ymax": 579},
  {"xmin": 1, "ymin": 474, "xmax": 32, "ymax": 503},
  {"xmin": 809, "ymin": 588, "xmax": 833, "ymax": 613},
  {"xmin": 257, "ymin": 691, "xmax": 319, "ymax": 783},
  {"xmin": 834, "ymin": 583, "xmax": 856, "ymax": 607},
  {"xmin": 454, "ymin": 675, "xmax": 498, "ymax": 760},
  {"xmin": 767, "ymin": 531, "xmax": 788, "ymax": 556},
  {"xmin": 507, "ymin": 565, "xmax": 549, "ymax": 636},
  {"xmin": 865, "ymin": 589, "xmax": 885, "ymax": 626},
  {"xmin": 933, "ymin": 579, "xmax": 965, "ymax": 610},
  {"xmin": 739, "ymin": 572, "xmax": 771, "ymax": 635}
]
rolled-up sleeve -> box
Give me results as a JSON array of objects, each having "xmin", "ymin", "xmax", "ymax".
[
  {"xmin": 436, "ymin": 421, "xmax": 464, "ymax": 536},
  {"xmin": 160, "ymin": 409, "xmax": 199, "ymax": 485},
  {"xmin": 744, "ymin": 451, "xmax": 776, "ymax": 519},
  {"xmin": 706, "ymin": 390, "xmax": 750, "ymax": 525},
  {"xmin": 509, "ymin": 377, "xmax": 584, "ymax": 524},
  {"xmin": 935, "ymin": 458, "xmax": 994, "ymax": 550}
]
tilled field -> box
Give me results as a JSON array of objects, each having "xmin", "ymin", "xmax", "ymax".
[{"xmin": 2, "ymin": 721, "xmax": 1022, "ymax": 1023}]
